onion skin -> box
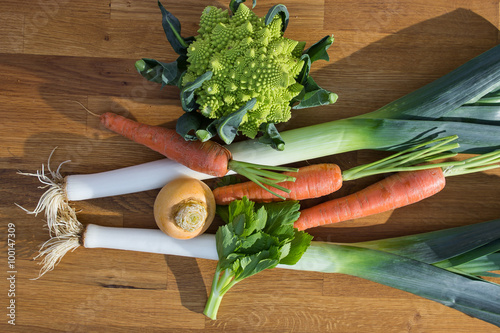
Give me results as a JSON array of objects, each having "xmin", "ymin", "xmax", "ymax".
[{"xmin": 154, "ymin": 177, "xmax": 216, "ymax": 239}]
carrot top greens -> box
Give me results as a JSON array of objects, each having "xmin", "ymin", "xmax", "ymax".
[{"xmin": 204, "ymin": 197, "xmax": 312, "ymax": 319}]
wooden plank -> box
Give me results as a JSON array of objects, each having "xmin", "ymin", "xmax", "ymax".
[
  {"xmin": 19, "ymin": 282, "xmax": 206, "ymax": 330},
  {"xmin": 0, "ymin": 13, "xmax": 25, "ymax": 53},
  {"xmin": 0, "ymin": 0, "xmax": 111, "ymax": 55},
  {"xmin": 325, "ymin": 0, "xmax": 499, "ymax": 34},
  {"xmin": 23, "ymin": 0, "xmax": 328, "ymax": 59},
  {"xmin": 321, "ymin": 275, "xmax": 497, "ymax": 332},
  {"xmin": 111, "ymin": 0, "xmax": 326, "ymax": 29},
  {"xmin": 0, "ymin": 54, "xmax": 177, "ymax": 99},
  {"xmin": 23, "ymin": 15, "xmax": 171, "ymax": 59},
  {"xmin": 110, "ymin": 0, "xmax": 213, "ymax": 21}
]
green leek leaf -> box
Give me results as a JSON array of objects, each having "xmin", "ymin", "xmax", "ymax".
[
  {"xmin": 475, "ymin": 271, "xmax": 500, "ymax": 278},
  {"xmin": 293, "ymin": 243, "xmax": 500, "ymax": 327},
  {"xmin": 453, "ymin": 253, "xmax": 500, "ymax": 277},
  {"xmin": 374, "ymin": 118, "xmax": 500, "ymax": 154},
  {"xmin": 353, "ymin": 218, "xmax": 500, "ymax": 264},
  {"xmin": 435, "ymin": 239, "xmax": 500, "ymax": 269},
  {"xmin": 468, "ymin": 87, "xmax": 500, "ymax": 105},
  {"xmin": 438, "ymin": 105, "xmax": 500, "ymax": 125},
  {"xmin": 341, "ymin": 246, "xmax": 500, "ymax": 327},
  {"xmin": 362, "ymin": 43, "xmax": 500, "ymax": 120}
]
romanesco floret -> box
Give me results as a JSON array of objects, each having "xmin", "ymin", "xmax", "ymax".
[{"xmin": 183, "ymin": 4, "xmax": 305, "ymax": 138}]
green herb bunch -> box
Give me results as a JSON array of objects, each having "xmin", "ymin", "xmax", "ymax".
[{"xmin": 204, "ymin": 197, "xmax": 312, "ymax": 319}]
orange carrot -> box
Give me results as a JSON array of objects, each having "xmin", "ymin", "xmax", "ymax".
[
  {"xmin": 213, "ymin": 136, "xmax": 471, "ymax": 205},
  {"xmin": 294, "ymin": 168, "xmax": 446, "ymax": 231},
  {"xmin": 99, "ymin": 113, "xmax": 299, "ymax": 198},
  {"xmin": 213, "ymin": 164, "xmax": 342, "ymax": 204},
  {"xmin": 293, "ymin": 149, "xmax": 500, "ymax": 230},
  {"xmin": 100, "ymin": 112, "xmax": 232, "ymax": 177}
]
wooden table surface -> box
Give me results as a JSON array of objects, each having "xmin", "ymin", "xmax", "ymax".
[{"xmin": 1, "ymin": 0, "xmax": 500, "ymax": 332}]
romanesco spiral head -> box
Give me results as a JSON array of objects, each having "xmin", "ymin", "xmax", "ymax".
[
  {"xmin": 198, "ymin": 6, "xmax": 230, "ymax": 35},
  {"xmin": 183, "ymin": 3, "xmax": 306, "ymax": 138}
]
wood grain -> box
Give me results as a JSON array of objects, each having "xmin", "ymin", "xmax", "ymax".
[{"xmin": 1, "ymin": 0, "xmax": 499, "ymax": 331}]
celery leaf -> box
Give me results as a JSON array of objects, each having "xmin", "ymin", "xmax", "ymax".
[{"xmin": 205, "ymin": 197, "xmax": 312, "ymax": 320}]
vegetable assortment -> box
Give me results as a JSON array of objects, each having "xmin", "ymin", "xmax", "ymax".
[
  {"xmin": 21, "ymin": 38, "xmax": 500, "ymax": 232},
  {"xmin": 18, "ymin": 0, "xmax": 500, "ymax": 329}
]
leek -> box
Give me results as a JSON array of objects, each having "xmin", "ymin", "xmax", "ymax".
[
  {"xmin": 36, "ymin": 217, "xmax": 500, "ymax": 327},
  {"xmin": 453, "ymin": 253, "xmax": 500, "ymax": 278},
  {"xmin": 352, "ymin": 217, "xmax": 500, "ymax": 264},
  {"xmin": 294, "ymin": 243, "xmax": 500, "ymax": 326}
]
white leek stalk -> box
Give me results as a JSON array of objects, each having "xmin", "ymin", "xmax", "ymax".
[
  {"xmin": 36, "ymin": 224, "xmax": 298, "ymax": 277},
  {"xmin": 67, "ymin": 159, "xmax": 211, "ymax": 201},
  {"xmin": 84, "ymin": 224, "xmax": 218, "ymax": 260}
]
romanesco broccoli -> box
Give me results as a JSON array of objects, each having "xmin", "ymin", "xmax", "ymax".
[
  {"xmin": 136, "ymin": 1, "xmax": 336, "ymax": 148},
  {"xmin": 182, "ymin": 4, "xmax": 305, "ymax": 138}
]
